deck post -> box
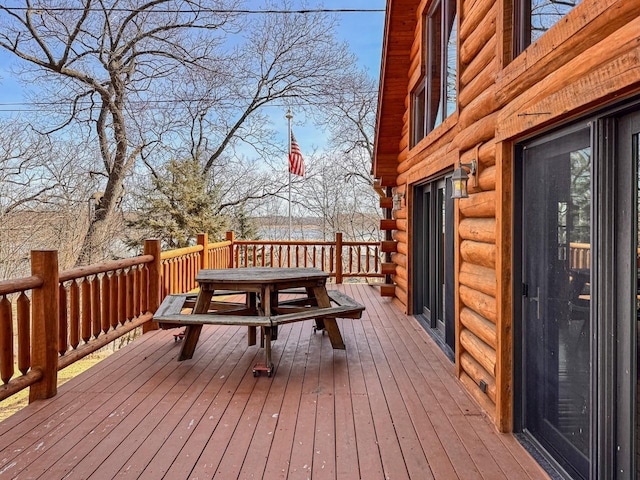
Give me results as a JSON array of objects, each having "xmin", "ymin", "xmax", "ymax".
[
  {"xmin": 197, "ymin": 233, "xmax": 209, "ymax": 269},
  {"xmin": 143, "ymin": 239, "xmax": 162, "ymax": 333},
  {"xmin": 335, "ymin": 232, "xmax": 343, "ymax": 284},
  {"xmin": 226, "ymin": 231, "xmax": 235, "ymax": 268},
  {"xmin": 29, "ymin": 250, "xmax": 59, "ymax": 403}
]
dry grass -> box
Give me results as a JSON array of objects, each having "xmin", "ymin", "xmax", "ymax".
[{"xmin": 0, "ymin": 351, "xmax": 112, "ymax": 422}]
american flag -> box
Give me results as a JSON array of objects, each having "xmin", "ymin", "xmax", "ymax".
[{"xmin": 289, "ymin": 131, "xmax": 305, "ymax": 177}]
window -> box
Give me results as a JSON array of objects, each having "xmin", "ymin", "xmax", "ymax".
[
  {"xmin": 516, "ymin": 0, "xmax": 583, "ymax": 53},
  {"xmin": 411, "ymin": 0, "xmax": 457, "ymax": 147}
]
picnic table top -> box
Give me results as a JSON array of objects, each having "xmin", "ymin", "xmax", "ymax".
[{"xmin": 195, "ymin": 267, "xmax": 329, "ymax": 285}]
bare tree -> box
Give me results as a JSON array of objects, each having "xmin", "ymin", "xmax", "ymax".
[
  {"xmin": 0, "ymin": 0, "xmax": 241, "ymax": 264},
  {"xmin": 132, "ymin": 0, "xmax": 358, "ymax": 244},
  {"xmin": 0, "ymin": 121, "xmax": 101, "ymax": 276}
]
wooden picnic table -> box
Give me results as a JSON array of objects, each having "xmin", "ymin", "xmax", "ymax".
[{"xmin": 154, "ymin": 267, "xmax": 364, "ymax": 377}]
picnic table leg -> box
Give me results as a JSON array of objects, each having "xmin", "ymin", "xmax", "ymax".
[
  {"xmin": 247, "ymin": 292, "xmax": 257, "ymax": 346},
  {"xmin": 253, "ymin": 326, "xmax": 274, "ymax": 377},
  {"xmin": 306, "ymin": 286, "xmax": 324, "ymax": 331},
  {"xmin": 312, "ymin": 286, "xmax": 345, "ymax": 349},
  {"xmin": 178, "ymin": 288, "xmax": 212, "ymax": 360},
  {"xmin": 179, "ymin": 325, "xmax": 203, "ymax": 360}
]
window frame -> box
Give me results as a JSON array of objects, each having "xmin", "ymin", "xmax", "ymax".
[{"xmin": 410, "ymin": 0, "xmax": 457, "ymax": 148}]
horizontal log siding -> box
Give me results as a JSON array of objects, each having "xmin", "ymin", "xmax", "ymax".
[
  {"xmin": 381, "ymin": 0, "xmax": 640, "ymax": 431},
  {"xmin": 455, "ymin": 0, "xmax": 501, "ymax": 427}
]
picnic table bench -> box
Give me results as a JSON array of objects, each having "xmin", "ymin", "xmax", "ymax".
[{"xmin": 153, "ymin": 268, "xmax": 364, "ymax": 377}]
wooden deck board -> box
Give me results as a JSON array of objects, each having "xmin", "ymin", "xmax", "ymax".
[{"xmin": 0, "ymin": 284, "xmax": 549, "ymax": 480}]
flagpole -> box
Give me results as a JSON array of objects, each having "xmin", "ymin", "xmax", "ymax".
[{"xmin": 286, "ymin": 109, "xmax": 293, "ymax": 240}]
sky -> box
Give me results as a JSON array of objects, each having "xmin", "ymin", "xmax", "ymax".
[{"xmin": 0, "ymin": 2, "xmax": 387, "ymax": 153}]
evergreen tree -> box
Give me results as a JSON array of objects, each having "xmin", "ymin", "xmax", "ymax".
[{"xmin": 127, "ymin": 158, "xmax": 228, "ymax": 249}]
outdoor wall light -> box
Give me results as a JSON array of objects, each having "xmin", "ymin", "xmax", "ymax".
[{"xmin": 451, "ymin": 159, "xmax": 478, "ymax": 199}]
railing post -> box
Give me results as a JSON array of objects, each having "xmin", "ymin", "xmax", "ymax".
[
  {"xmin": 29, "ymin": 250, "xmax": 59, "ymax": 403},
  {"xmin": 226, "ymin": 231, "xmax": 235, "ymax": 268},
  {"xmin": 197, "ymin": 233, "xmax": 209, "ymax": 269},
  {"xmin": 143, "ymin": 239, "xmax": 162, "ymax": 333},
  {"xmin": 335, "ymin": 232, "xmax": 343, "ymax": 284}
]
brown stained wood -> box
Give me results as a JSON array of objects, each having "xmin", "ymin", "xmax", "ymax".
[
  {"xmin": 380, "ymin": 196, "xmax": 394, "ymax": 209},
  {"xmin": 0, "ymin": 296, "xmax": 13, "ymax": 384},
  {"xmin": 396, "ymin": 131, "xmax": 451, "ymax": 175},
  {"xmin": 449, "ymin": 111, "xmax": 498, "ymax": 153},
  {"xmin": 460, "ymin": 239, "xmax": 496, "ymax": 269},
  {"xmin": 118, "ymin": 271, "xmax": 127, "ymax": 326},
  {"xmin": 29, "ymin": 250, "xmax": 59, "ymax": 402},
  {"xmin": 395, "ymin": 218, "xmax": 408, "ymax": 232},
  {"xmin": 498, "ymin": 46, "xmax": 640, "ymax": 141},
  {"xmin": 0, "ymin": 276, "xmax": 42, "ymax": 297},
  {"xmin": 395, "ymin": 283, "xmax": 408, "ymax": 306},
  {"xmin": 81, "ymin": 279, "xmax": 92, "ymax": 343},
  {"xmin": 70, "ymin": 281, "xmax": 80, "ymax": 349},
  {"xmin": 460, "ymin": 4, "xmax": 496, "ymax": 65},
  {"xmin": 496, "ymin": 0, "xmax": 636, "ymax": 107},
  {"xmin": 0, "ymin": 285, "xmax": 550, "ymax": 480},
  {"xmin": 380, "ymin": 284, "xmax": 396, "ymax": 297},
  {"xmin": 459, "ymin": 84, "xmax": 499, "ymax": 130},
  {"xmin": 460, "ymin": 307, "xmax": 497, "ymax": 348},
  {"xmin": 459, "ymin": 190, "xmax": 496, "ymax": 218},
  {"xmin": 58, "ymin": 285, "xmax": 68, "ymax": 355},
  {"xmin": 17, "ymin": 293, "xmax": 30, "ymax": 375},
  {"xmin": 458, "ymin": 217, "xmax": 496, "ymax": 243},
  {"xmin": 381, "ymin": 262, "xmax": 397, "ymax": 275},
  {"xmin": 110, "ymin": 273, "xmax": 119, "ymax": 329},
  {"xmin": 460, "ymin": 284, "xmax": 497, "ymax": 323},
  {"xmin": 461, "ymin": 34, "xmax": 496, "ymax": 87},
  {"xmin": 459, "ymin": 261, "xmax": 497, "ymax": 297},
  {"xmin": 461, "ymin": 0, "xmax": 483, "ymax": 20},
  {"xmin": 495, "ymin": 142, "xmax": 514, "ymax": 432},
  {"xmin": 460, "ymin": 352, "xmax": 496, "ymax": 403},
  {"xmin": 133, "ymin": 267, "xmax": 140, "ymax": 318},
  {"xmin": 58, "ymin": 255, "xmax": 154, "ymax": 283},
  {"xmin": 101, "ymin": 274, "xmax": 111, "ymax": 333},
  {"xmin": 460, "ymin": 329, "xmax": 496, "ymax": 376},
  {"xmin": 498, "ymin": 16, "xmax": 640, "ymax": 124},
  {"xmin": 459, "ymin": 372, "xmax": 496, "ymax": 422},
  {"xmin": 459, "ymin": 58, "xmax": 499, "ymax": 109},
  {"xmin": 91, "ymin": 276, "xmax": 101, "ymax": 337},
  {"xmin": 460, "ymin": 140, "xmax": 496, "ymax": 168},
  {"xmin": 476, "ymin": 164, "xmax": 497, "ymax": 191},
  {"xmin": 126, "ymin": 269, "xmax": 134, "ymax": 320},
  {"xmin": 380, "ymin": 218, "xmax": 397, "ymax": 230},
  {"xmin": 381, "ymin": 240, "xmax": 398, "ymax": 253},
  {"xmin": 459, "ymin": 0, "xmax": 494, "ymax": 42}
]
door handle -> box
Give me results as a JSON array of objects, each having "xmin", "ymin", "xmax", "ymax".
[{"xmin": 529, "ymin": 286, "xmax": 540, "ymax": 320}]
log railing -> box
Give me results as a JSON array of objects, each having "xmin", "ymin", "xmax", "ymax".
[
  {"xmin": 0, "ymin": 240, "xmax": 161, "ymax": 404},
  {"xmin": 0, "ymin": 232, "xmax": 380, "ymax": 405},
  {"xmin": 569, "ymin": 242, "xmax": 591, "ymax": 270},
  {"xmin": 230, "ymin": 232, "xmax": 383, "ymax": 283}
]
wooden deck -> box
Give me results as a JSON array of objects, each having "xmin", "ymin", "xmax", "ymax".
[{"xmin": 0, "ymin": 284, "xmax": 549, "ymax": 479}]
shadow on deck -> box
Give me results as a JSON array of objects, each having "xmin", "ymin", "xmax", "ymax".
[{"xmin": 0, "ymin": 284, "xmax": 548, "ymax": 479}]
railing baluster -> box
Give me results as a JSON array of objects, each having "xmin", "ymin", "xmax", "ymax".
[
  {"xmin": 81, "ymin": 279, "xmax": 92, "ymax": 342},
  {"xmin": 0, "ymin": 295, "xmax": 14, "ymax": 384},
  {"xmin": 70, "ymin": 281, "xmax": 80, "ymax": 349},
  {"xmin": 126, "ymin": 268, "xmax": 134, "ymax": 321},
  {"xmin": 110, "ymin": 272, "xmax": 119, "ymax": 329},
  {"xmin": 92, "ymin": 275, "xmax": 101, "ymax": 337},
  {"xmin": 132, "ymin": 267, "xmax": 140, "ymax": 318},
  {"xmin": 118, "ymin": 270, "xmax": 127, "ymax": 325},
  {"xmin": 17, "ymin": 293, "xmax": 30, "ymax": 374},
  {"xmin": 101, "ymin": 274, "xmax": 110, "ymax": 333},
  {"xmin": 58, "ymin": 284, "xmax": 68, "ymax": 355}
]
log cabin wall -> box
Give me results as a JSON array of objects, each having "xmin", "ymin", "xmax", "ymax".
[{"xmin": 374, "ymin": 0, "xmax": 640, "ymax": 432}]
